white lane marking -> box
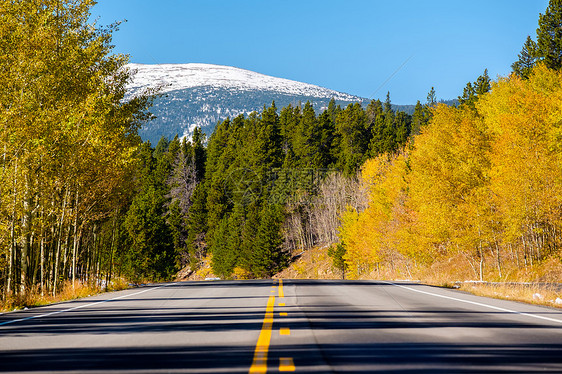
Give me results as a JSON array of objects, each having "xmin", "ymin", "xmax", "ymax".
[
  {"xmin": 0, "ymin": 283, "xmax": 178, "ymax": 327},
  {"xmin": 383, "ymin": 281, "xmax": 562, "ymax": 325}
]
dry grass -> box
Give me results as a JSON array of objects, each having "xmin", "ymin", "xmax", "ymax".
[
  {"xmin": 458, "ymin": 282, "xmax": 562, "ymax": 308},
  {"xmin": 414, "ymin": 255, "xmax": 562, "ymax": 307},
  {"xmin": 415, "ymin": 253, "xmax": 478, "ymax": 287},
  {"xmin": 1, "ymin": 279, "xmax": 130, "ymax": 312},
  {"xmin": 273, "ymin": 246, "xmax": 562, "ymax": 308},
  {"xmin": 173, "ymin": 242, "xmax": 562, "ymax": 310},
  {"xmin": 176, "ymin": 254, "xmax": 220, "ymax": 281},
  {"xmin": 275, "ymin": 246, "xmax": 341, "ymax": 279}
]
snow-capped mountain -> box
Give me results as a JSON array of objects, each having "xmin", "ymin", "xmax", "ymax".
[
  {"xmin": 128, "ymin": 63, "xmax": 360, "ymax": 100},
  {"xmin": 126, "ymin": 63, "xmax": 364, "ymax": 144}
]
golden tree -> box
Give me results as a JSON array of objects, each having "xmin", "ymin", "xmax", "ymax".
[{"xmin": 0, "ymin": 0, "xmax": 153, "ymax": 297}]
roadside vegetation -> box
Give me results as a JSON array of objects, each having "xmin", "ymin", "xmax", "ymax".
[
  {"xmin": 0, "ymin": 279, "xmax": 129, "ymax": 312},
  {"xmin": 336, "ymin": 0, "xmax": 562, "ymax": 285},
  {"xmin": 2, "ymin": 0, "xmax": 562, "ymax": 311},
  {"xmin": 339, "ymin": 64, "xmax": 562, "ymax": 283},
  {"xmin": 459, "ymin": 282, "xmax": 562, "ymax": 308},
  {"xmin": 0, "ymin": 0, "xmax": 158, "ymax": 309}
]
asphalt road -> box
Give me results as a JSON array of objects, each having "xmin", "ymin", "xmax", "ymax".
[{"xmin": 1, "ymin": 279, "xmax": 562, "ymax": 373}]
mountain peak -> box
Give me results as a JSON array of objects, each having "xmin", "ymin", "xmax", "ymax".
[
  {"xmin": 127, "ymin": 63, "xmax": 360, "ymax": 101},
  {"xmin": 126, "ymin": 63, "xmax": 364, "ymax": 144}
]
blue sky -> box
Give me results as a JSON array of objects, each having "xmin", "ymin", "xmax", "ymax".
[{"xmin": 92, "ymin": 0, "xmax": 549, "ymax": 104}]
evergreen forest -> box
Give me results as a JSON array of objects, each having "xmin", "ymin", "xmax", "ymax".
[{"xmin": 2, "ymin": 0, "xmax": 562, "ymax": 306}]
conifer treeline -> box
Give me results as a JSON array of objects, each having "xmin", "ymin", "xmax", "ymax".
[
  {"xmin": 122, "ymin": 96, "xmax": 424, "ymax": 281},
  {"xmin": 0, "ymin": 0, "xmax": 429, "ymax": 296},
  {"xmin": 7, "ymin": 0, "xmax": 561, "ymax": 300},
  {"xmin": 163, "ymin": 97, "xmax": 428, "ymax": 279}
]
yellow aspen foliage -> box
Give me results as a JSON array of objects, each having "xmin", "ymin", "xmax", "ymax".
[
  {"xmin": 339, "ymin": 206, "xmax": 374, "ymax": 279},
  {"xmin": 479, "ymin": 64, "xmax": 562, "ymax": 263},
  {"xmin": 408, "ymin": 103, "xmax": 491, "ymax": 263},
  {"xmin": 0, "ymin": 0, "xmax": 154, "ymax": 296},
  {"xmin": 339, "ymin": 63, "xmax": 562, "ymax": 282},
  {"xmin": 341, "ymin": 153, "xmax": 414, "ymax": 278}
]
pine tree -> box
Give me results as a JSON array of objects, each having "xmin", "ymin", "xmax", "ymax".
[
  {"xmin": 458, "ymin": 70, "xmax": 491, "ymax": 109},
  {"xmin": 279, "ymin": 104, "xmax": 301, "ymax": 156},
  {"xmin": 185, "ymin": 183, "xmax": 208, "ymax": 269},
  {"xmin": 384, "ymin": 92, "xmax": 392, "ymax": 113},
  {"xmin": 475, "ymin": 69, "xmax": 491, "ymax": 96},
  {"xmin": 513, "ymin": 0, "xmax": 562, "ymax": 75},
  {"xmin": 315, "ymin": 110, "xmax": 337, "ymax": 168},
  {"xmin": 512, "ymin": 36, "xmax": 538, "ymax": 78},
  {"xmin": 168, "ymin": 135, "xmax": 181, "ymax": 159},
  {"xmin": 335, "ymin": 103, "xmax": 369, "ymax": 175},
  {"xmin": 426, "ymin": 87, "xmax": 437, "ymax": 107},
  {"xmin": 225, "ymin": 202, "xmax": 245, "ymax": 274},
  {"xmin": 411, "ymin": 100, "xmax": 427, "ymax": 136},
  {"xmin": 298, "ymin": 101, "xmax": 335, "ymax": 169},
  {"xmin": 326, "ymin": 98, "xmax": 340, "ymax": 123},
  {"xmin": 204, "ymin": 118, "xmax": 232, "ymax": 237},
  {"xmin": 205, "ymin": 118, "xmax": 231, "ymax": 181},
  {"xmin": 191, "ymin": 127, "xmax": 207, "ymax": 182},
  {"xmin": 536, "ymin": 0, "xmax": 562, "ymax": 70},
  {"xmin": 368, "ymin": 111, "xmax": 387, "ymax": 157},
  {"xmin": 293, "ymin": 101, "xmax": 317, "ymax": 167},
  {"xmin": 394, "ymin": 111, "xmax": 411, "ymax": 147},
  {"xmin": 367, "ymin": 98, "xmax": 411, "ymax": 157},
  {"xmin": 124, "ymin": 143, "xmax": 176, "ymax": 281},
  {"xmin": 366, "ymin": 99, "xmax": 383, "ymax": 127},
  {"xmin": 328, "ymin": 243, "xmax": 348, "ymax": 279},
  {"xmin": 153, "ymin": 136, "xmax": 170, "ymax": 159},
  {"xmin": 458, "ymin": 82, "xmax": 476, "ymax": 106},
  {"xmin": 167, "ymin": 199, "xmax": 185, "ymax": 268},
  {"xmin": 238, "ymin": 201, "xmax": 261, "ymax": 275},
  {"xmin": 366, "ymin": 100, "xmax": 383, "ymax": 156},
  {"xmin": 257, "ymin": 102, "xmax": 283, "ymax": 176},
  {"xmin": 251, "ymin": 205, "xmax": 288, "ymax": 278},
  {"xmin": 381, "ymin": 100, "xmax": 397, "ymax": 153},
  {"xmin": 210, "ymin": 216, "xmax": 237, "ymax": 278}
]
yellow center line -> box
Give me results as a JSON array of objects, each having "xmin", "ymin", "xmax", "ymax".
[
  {"xmin": 277, "ymin": 279, "xmax": 295, "ymax": 371},
  {"xmin": 278, "ymin": 278, "xmax": 285, "ymax": 298},
  {"xmin": 279, "ymin": 357, "xmax": 296, "ymax": 372},
  {"xmin": 249, "ymin": 294, "xmax": 275, "ymax": 374}
]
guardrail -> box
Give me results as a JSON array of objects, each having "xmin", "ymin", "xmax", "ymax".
[{"xmin": 454, "ymin": 281, "xmax": 562, "ymax": 292}]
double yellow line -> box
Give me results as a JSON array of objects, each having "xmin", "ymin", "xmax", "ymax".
[{"xmin": 249, "ymin": 279, "xmax": 294, "ymax": 373}]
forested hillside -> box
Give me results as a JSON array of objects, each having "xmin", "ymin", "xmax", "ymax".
[
  {"xmin": 339, "ymin": 0, "xmax": 562, "ymax": 282},
  {"xmin": 3, "ymin": 0, "xmax": 562, "ymax": 308},
  {"xmin": 144, "ymin": 96, "xmax": 425, "ymax": 279},
  {"xmin": 0, "ymin": 0, "xmax": 426, "ymax": 301},
  {"xmin": 125, "ymin": 63, "xmax": 367, "ymax": 144}
]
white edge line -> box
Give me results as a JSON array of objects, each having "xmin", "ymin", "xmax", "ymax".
[
  {"xmin": 383, "ymin": 281, "xmax": 562, "ymax": 325},
  {"xmin": 0, "ymin": 282, "xmax": 177, "ymax": 327}
]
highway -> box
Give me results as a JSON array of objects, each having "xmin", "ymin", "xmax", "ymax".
[{"xmin": 1, "ymin": 279, "xmax": 562, "ymax": 373}]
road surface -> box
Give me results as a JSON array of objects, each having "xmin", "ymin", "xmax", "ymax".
[{"xmin": 1, "ymin": 279, "xmax": 561, "ymax": 373}]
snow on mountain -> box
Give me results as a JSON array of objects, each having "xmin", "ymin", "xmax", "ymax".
[
  {"xmin": 126, "ymin": 63, "xmax": 360, "ymax": 102},
  {"xmin": 125, "ymin": 63, "xmax": 364, "ymax": 144}
]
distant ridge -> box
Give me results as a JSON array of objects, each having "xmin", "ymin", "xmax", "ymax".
[
  {"xmin": 126, "ymin": 63, "xmax": 364, "ymax": 144},
  {"xmin": 127, "ymin": 63, "xmax": 361, "ymax": 101}
]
